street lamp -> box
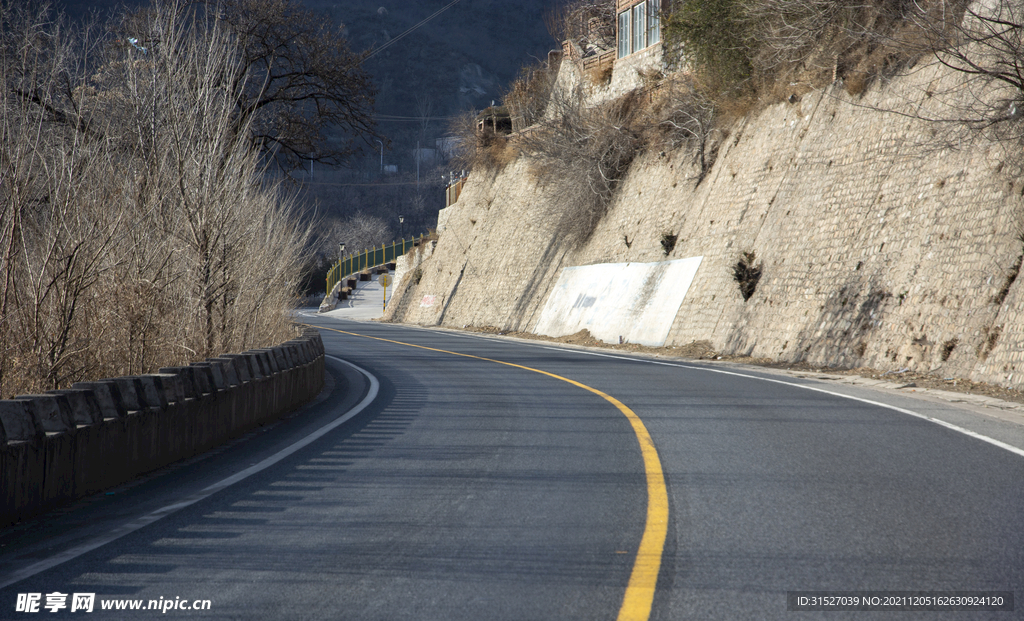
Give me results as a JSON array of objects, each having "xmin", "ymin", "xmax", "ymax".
[
  {"xmin": 375, "ymin": 139, "xmax": 383, "ymax": 174},
  {"xmin": 339, "ymin": 242, "xmax": 345, "ymax": 261},
  {"xmin": 398, "ymin": 215, "xmax": 404, "ymax": 239}
]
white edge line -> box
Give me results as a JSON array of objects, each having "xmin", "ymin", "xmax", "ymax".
[
  {"xmin": 539, "ymin": 346, "xmax": 1024, "ymax": 459},
  {"xmin": 0, "ymin": 356, "xmax": 379, "ymax": 590}
]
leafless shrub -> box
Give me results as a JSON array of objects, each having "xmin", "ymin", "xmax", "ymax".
[
  {"xmin": 665, "ymin": 0, "xmax": 955, "ymax": 105},
  {"xmin": 741, "ymin": 0, "xmax": 850, "ymax": 70},
  {"xmin": 733, "ymin": 251, "xmax": 763, "ymax": 301},
  {"xmin": 660, "ymin": 232, "xmax": 678, "ymax": 255},
  {"xmin": 492, "ymin": 73, "xmax": 721, "ymax": 245},
  {"xmin": 941, "ymin": 338, "xmax": 959, "ymax": 361},
  {"xmin": 518, "ymin": 84, "xmax": 643, "ymax": 243},
  {"xmin": 694, "ymin": 0, "xmax": 1024, "ymax": 161},
  {"xmin": 656, "ymin": 80, "xmax": 719, "ymax": 182},
  {"xmin": 738, "ymin": 0, "xmax": 903, "ymax": 81},
  {"xmin": 586, "ymin": 62, "xmax": 614, "ymax": 86},
  {"xmin": 505, "ymin": 60, "xmax": 558, "ymax": 132}
]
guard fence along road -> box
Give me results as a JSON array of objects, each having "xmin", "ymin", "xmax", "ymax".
[
  {"xmin": 0, "ymin": 329, "xmax": 325, "ymax": 528},
  {"xmin": 326, "ymin": 235, "xmax": 426, "ymax": 295}
]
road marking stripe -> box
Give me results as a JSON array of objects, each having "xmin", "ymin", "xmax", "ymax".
[
  {"xmin": 539, "ymin": 347, "xmax": 1024, "ymax": 459},
  {"xmin": 311, "ymin": 325, "xmax": 668, "ymax": 621},
  {"xmin": 0, "ymin": 357, "xmax": 380, "ymax": 590}
]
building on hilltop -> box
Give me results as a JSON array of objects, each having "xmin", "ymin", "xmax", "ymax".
[
  {"xmin": 609, "ymin": 0, "xmax": 666, "ymax": 93},
  {"xmin": 559, "ymin": 0, "xmax": 667, "ymax": 98}
]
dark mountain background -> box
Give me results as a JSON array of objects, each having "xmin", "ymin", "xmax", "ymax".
[{"xmin": 57, "ymin": 0, "xmax": 558, "ymax": 253}]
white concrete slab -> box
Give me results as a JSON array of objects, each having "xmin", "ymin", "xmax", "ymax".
[{"xmin": 533, "ymin": 257, "xmax": 703, "ymax": 346}]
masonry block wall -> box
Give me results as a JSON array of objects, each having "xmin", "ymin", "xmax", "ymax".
[
  {"xmin": 0, "ymin": 329, "xmax": 325, "ymax": 528},
  {"xmin": 385, "ymin": 57, "xmax": 1024, "ymax": 390}
]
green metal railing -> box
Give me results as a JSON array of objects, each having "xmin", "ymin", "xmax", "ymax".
[{"xmin": 326, "ymin": 234, "xmax": 426, "ymax": 295}]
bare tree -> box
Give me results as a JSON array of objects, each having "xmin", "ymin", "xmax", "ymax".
[
  {"xmin": 415, "ymin": 92, "xmax": 433, "ymax": 144},
  {"xmin": 327, "ymin": 213, "xmax": 393, "ymax": 257},
  {"xmin": 108, "ymin": 0, "xmax": 309, "ymax": 356},
  {"xmin": 204, "ymin": 0, "xmax": 379, "ymax": 171},
  {"xmin": 905, "ymin": 1, "xmax": 1024, "ymax": 150},
  {"xmin": 0, "ymin": 0, "xmax": 309, "ymax": 397},
  {"xmin": 115, "ymin": 0, "xmax": 380, "ymax": 173},
  {"xmin": 0, "ymin": 1, "xmax": 124, "ymax": 393},
  {"xmin": 546, "ymin": 0, "xmax": 617, "ymax": 54}
]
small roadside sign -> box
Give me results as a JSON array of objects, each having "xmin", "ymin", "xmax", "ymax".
[{"xmin": 379, "ymin": 274, "xmax": 390, "ymax": 288}]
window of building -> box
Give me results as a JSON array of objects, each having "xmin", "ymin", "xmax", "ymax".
[
  {"xmin": 631, "ymin": 2, "xmax": 646, "ymax": 54},
  {"xmin": 618, "ymin": 0, "xmax": 661, "ymax": 58},
  {"xmin": 647, "ymin": 0, "xmax": 660, "ymax": 46},
  {"xmin": 618, "ymin": 10, "xmax": 630, "ymax": 58}
]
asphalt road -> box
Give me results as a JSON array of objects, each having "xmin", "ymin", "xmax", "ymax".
[{"xmin": 1, "ymin": 317, "xmax": 1022, "ymax": 620}]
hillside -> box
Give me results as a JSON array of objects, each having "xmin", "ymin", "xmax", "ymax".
[{"xmin": 381, "ymin": 40, "xmax": 1024, "ymax": 391}]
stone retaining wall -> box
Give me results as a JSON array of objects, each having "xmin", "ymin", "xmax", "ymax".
[
  {"xmin": 0, "ymin": 329, "xmax": 325, "ymax": 528},
  {"xmin": 384, "ymin": 56, "xmax": 1024, "ymax": 390}
]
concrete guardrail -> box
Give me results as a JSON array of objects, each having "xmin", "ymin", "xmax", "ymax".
[{"xmin": 0, "ymin": 328, "xmax": 325, "ymax": 529}]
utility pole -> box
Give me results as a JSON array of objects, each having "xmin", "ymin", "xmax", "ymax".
[{"xmin": 376, "ymin": 139, "xmax": 384, "ymax": 174}]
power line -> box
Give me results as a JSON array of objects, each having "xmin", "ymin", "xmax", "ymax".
[
  {"xmin": 363, "ymin": 0, "xmax": 462, "ymax": 62},
  {"xmin": 374, "ymin": 114, "xmax": 461, "ymax": 122}
]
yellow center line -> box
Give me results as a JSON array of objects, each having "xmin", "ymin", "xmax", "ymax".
[{"xmin": 308, "ymin": 324, "xmax": 668, "ymax": 621}]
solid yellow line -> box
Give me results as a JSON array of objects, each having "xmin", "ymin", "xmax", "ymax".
[{"xmin": 309, "ymin": 325, "xmax": 668, "ymax": 621}]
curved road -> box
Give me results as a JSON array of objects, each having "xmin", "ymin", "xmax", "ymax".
[{"xmin": 1, "ymin": 317, "xmax": 1022, "ymax": 619}]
